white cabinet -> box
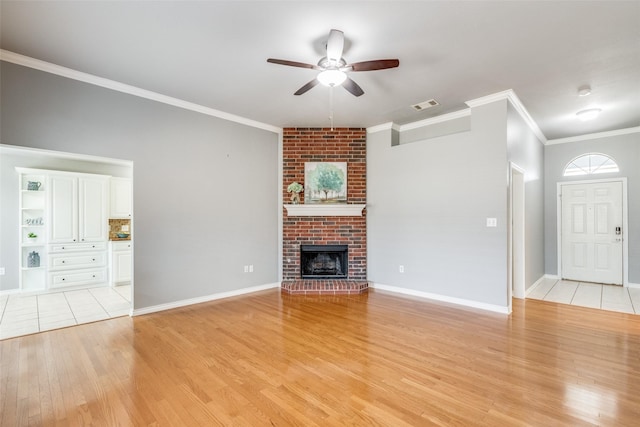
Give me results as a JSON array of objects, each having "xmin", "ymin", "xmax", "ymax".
[
  {"xmin": 15, "ymin": 168, "xmax": 110, "ymax": 291},
  {"xmin": 110, "ymin": 241, "xmax": 132, "ymax": 285},
  {"xmin": 48, "ymin": 243, "xmax": 107, "ymax": 289},
  {"xmin": 49, "ymin": 268, "xmax": 107, "ymax": 289},
  {"xmin": 110, "ymin": 178, "xmax": 132, "ymax": 218},
  {"xmin": 48, "ymin": 175, "xmax": 78, "ymax": 243},
  {"xmin": 48, "ymin": 174, "xmax": 109, "ymax": 243},
  {"xmin": 79, "ymin": 177, "xmax": 109, "ymax": 241}
]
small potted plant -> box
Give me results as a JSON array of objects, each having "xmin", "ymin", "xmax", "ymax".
[
  {"xmin": 287, "ymin": 182, "xmax": 303, "ymax": 204},
  {"xmin": 27, "ymin": 232, "xmax": 38, "ymax": 240}
]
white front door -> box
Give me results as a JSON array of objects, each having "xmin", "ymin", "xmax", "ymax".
[{"xmin": 561, "ymin": 181, "xmax": 623, "ymax": 285}]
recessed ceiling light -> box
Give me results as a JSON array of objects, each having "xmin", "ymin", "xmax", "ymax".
[
  {"xmin": 576, "ymin": 108, "xmax": 601, "ymax": 121},
  {"xmin": 578, "ymin": 85, "xmax": 592, "ymax": 97}
]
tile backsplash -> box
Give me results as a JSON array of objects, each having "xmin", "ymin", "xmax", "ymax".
[{"xmin": 109, "ymin": 218, "xmax": 131, "ymax": 240}]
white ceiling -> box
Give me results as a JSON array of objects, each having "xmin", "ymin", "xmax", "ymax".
[{"xmin": 1, "ymin": 1, "xmax": 639, "ymax": 140}]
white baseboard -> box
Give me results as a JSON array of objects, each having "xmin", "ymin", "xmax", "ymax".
[
  {"xmin": 0, "ymin": 288, "xmax": 21, "ymax": 297},
  {"xmin": 369, "ymin": 282, "xmax": 509, "ymax": 314},
  {"xmin": 525, "ymin": 275, "xmax": 550, "ymax": 297},
  {"xmin": 132, "ymin": 282, "xmax": 281, "ymax": 316},
  {"xmin": 530, "ymin": 274, "xmax": 639, "ymax": 289}
]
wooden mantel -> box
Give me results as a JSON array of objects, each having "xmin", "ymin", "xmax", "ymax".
[{"xmin": 283, "ymin": 204, "xmax": 366, "ymax": 217}]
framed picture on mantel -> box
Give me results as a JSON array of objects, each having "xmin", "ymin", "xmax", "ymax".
[{"xmin": 304, "ymin": 162, "xmax": 347, "ymax": 204}]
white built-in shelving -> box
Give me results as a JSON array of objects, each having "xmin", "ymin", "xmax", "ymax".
[{"xmin": 17, "ymin": 168, "xmax": 47, "ymax": 291}]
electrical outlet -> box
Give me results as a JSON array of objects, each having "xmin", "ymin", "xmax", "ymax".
[
  {"xmin": 121, "ymin": 225, "xmax": 130, "ymax": 232},
  {"xmin": 486, "ymin": 218, "xmax": 497, "ymax": 227},
  {"xmin": 399, "ymin": 265, "xmax": 405, "ymax": 273},
  {"xmin": 249, "ymin": 265, "xmax": 254, "ymax": 273},
  {"xmin": 243, "ymin": 265, "xmax": 248, "ymax": 273},
  {"xmin": 0, "ymin": 267, "xmax": 5, "ymax": 275}
]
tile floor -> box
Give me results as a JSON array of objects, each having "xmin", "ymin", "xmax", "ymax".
[
  {"xmin": 0, "ymin": 285, "xmax": 131, "ymax": 340},
  {"xmin": 528, "ymin": 278, "xmax": 640, "ymax": 314}
]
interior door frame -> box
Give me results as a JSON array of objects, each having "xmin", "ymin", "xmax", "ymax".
[
  {"xmin": 508, "ymin": 163, "xmax": 526, "ymax": 312},
  {"xmin": 557, "ymin": 177, "xmax": 628, "ymax": 286}
]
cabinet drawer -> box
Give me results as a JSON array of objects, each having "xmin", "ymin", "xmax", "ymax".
[
  {"xmin": 111, "ymin": 241, "xmax": 132, "ymax": 251},
  {"xmin": 49, "ymin": 242, "xmax": 107, "ymax": 253},
  {"xmin": 48, "ymin": 252, "xmax": 107, "ymax": 270},
  {"xmin": 49, "ymin": 268, "xmax": 106, "ymax": 288}
]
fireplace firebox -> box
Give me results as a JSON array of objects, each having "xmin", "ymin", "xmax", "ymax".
[{"xmin": 300, "ymin": 245, "xmax": 348, "ymax": 279}]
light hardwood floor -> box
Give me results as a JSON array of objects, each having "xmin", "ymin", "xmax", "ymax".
[{"xmin": 1, "ymin": 289, "xmax": 639, "ymax": 426}]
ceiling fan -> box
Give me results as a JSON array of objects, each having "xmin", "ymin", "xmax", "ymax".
[{"xmin": 267, "ymin": 29, "xmax": 399, "ymax": 97}]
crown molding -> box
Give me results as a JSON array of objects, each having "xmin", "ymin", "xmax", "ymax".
[
  {"xmin": 466, "ymin": 89, "xmax": 548, "ymax": 144},
  {"xmin": 0, "ymin": 49, "xmax": 282, "ymax": 134},
  {"xmin": 397, "ymin": 109, "xmax": 470, "ymax": 132},
  {"xmin": 0, "ymin": 143, "xmax": 133, "ymax": 166},
  {"xmin": 367, "ymin": 110, "xmax": 471, "ymax": 135},
  {"xmin": 367, "ymin": 122, "xmax": 397, "ymax": 134},
  {"xmin": 546, "ymin": 126, "xmax": 640, "ymax": 145},
  {"xmin": 370, "ymin": 90, "xmax": 547, "ymax": 143}
]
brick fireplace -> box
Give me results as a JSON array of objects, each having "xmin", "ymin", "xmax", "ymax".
[{"xmin": 281, "ymin": 127, "xmax": 368, "ymax": 295}]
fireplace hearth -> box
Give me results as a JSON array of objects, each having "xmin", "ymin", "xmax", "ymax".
[{"xmin": 300, "ymin": 245, "xmax": 348, "ymax": 279}]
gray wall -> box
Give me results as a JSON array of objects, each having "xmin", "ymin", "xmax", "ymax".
[
  {"xmin": 367, "ymin": 100, "xmax": 509, "ymax": 308},
  {"xmin": 507, "ymin": 104, "xmax": 545, "ymax": 290},
  {"xmin": 1, "ymin": 61, "xmax": 280, "ymax": 308},
  {"xmin": 544, "ymin": 132, "xmax": 640, "ymax": 283}
]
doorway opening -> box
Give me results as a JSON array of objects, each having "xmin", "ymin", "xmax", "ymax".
[{"xmin": 0, "ymin": 144, "xmax": 134, "ymax": 339}]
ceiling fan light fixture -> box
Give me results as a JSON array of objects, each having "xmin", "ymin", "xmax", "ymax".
[
  {"xmin": 576, "ymin": 108, "xmax": 601, "ymax": 121},
  {"xmin": 317, "ymin": 69, "xmax": 347, "ymax": 87},
  {"xmin": 578, "ymin": 85, "xmax": 592, "ymax": 97}
]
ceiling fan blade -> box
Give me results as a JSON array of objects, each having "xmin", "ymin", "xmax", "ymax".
[
  {"xmin": 326, "ymin": 29, "xmax": 344, "ymax": 63},
  {"xmin": 345, "ymin": 59, "xmax": 400, "ymax": 72},
  {"xmin": 267, "ymin": 58, "xmax": 322, "ymax": 70},
  {"xmin": 294, "ymin": 79, "xmax": 320, "ymax": 96},
  {"xmin": 342, "ymin": 77, "xmax": 364, "ymax": 97}
]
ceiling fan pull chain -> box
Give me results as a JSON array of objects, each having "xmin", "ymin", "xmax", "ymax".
[{"xmin": 329, "ymin": 86, "xmax": 335, "ymax": 131}]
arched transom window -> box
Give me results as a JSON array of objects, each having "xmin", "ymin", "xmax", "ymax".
[{"xmin": 563, "ymin": 153, "xmax": 619, "ymax": 177}]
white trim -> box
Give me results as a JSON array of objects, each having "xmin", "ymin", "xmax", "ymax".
[
  {"xmin": 557, "ymin": 178, "xmax": 628, "ymax": 286},
  {"xmin": 0, "ymin": 288, "xmax": 22, "ymax": 297},
  {"xmin": 1, "ymin": 144, "xmax": 133, "ymax": 167},
  {"xmin": 132, "ymin": 282, "xmax": 280, "ymax": 316},
  {"xmin": 369, "ymin": 282, "xmax": 510, "ymax": 314},
  {"xmin": 278, "ymin": 131, "xmax": 284, "ymax": 283},
  {"xmin": 284, "ymin": 204, "xmax": 366, "ymax": 217},
  {"xmin": 465, "ymin": 89, "xmax": 513, "ymax": 108},
  {"xmin": 525, "ymin": 275, "xmax": 549, "ymax": 297},
  {"xmin": 0, "ymin": 282, "xmax": 113, "ymax": 297},
  {"xmin": 397, "ymin": 109, "xmax": 471, "ymax": 132},
  {"xmin": 508, "ymin": 162, "xmax": 526, "ymax": 308},
  {"xmin": 366, "ymin": 110, "xmax": 471, "ymax": 135},
  {"xmin": 465, "ymin": 89, "xmax": 547, "ymax": 144},
  {"xmin": 627, "ymin": 282, "xmax": 640, "ymax": 289},
  {"xmin": 0, "ymin": 49, "xmax": 281, "ymax": 134},
  {"xmin": 546, "ymin": 126, "xmax": 640, "ymax": 145},
  {"xmin": 367, "ymin": 122, "xmax": 396, "ymax": 134}
]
